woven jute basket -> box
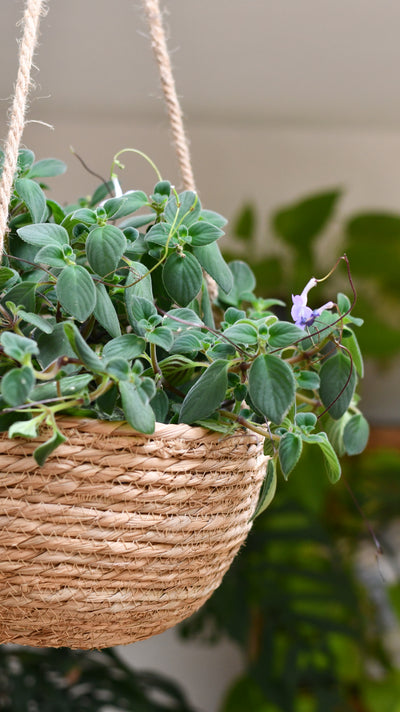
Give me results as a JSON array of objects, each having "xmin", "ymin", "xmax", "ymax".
[{"xmin": 0, "ymin": 418, "xmax": 267, "ymax": 648}]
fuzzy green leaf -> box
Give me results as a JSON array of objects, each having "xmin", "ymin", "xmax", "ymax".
[
  {"xmin": 319, "ymin": 352, "xmax": 357, "ymax": 420},
  {"xmin": 279, "ymin": 432, "xmax": 303, "ymax": 479},
  {"xmin": 26, "ymin": 158, "xmax": 67, "ymax": 178},
  {"xmin": 193, "ymin": 242, "xmax": 233, "ymax": 294},
  {"xmin": 14, "ymin": 178, "xmax": 48, "ymax": 223},
  {"xmin": 269, "ymin": 321, "xmax": 305, "ymax": 348},
  {"xmin": 102, "ymin": 334, "xmax": 145, "ymax": 362},
  {"xmin": 56, "ymin": 265, "xmax": 96, "ymax": 322},
  {"xmin": 0, "ymin": 332, "xmax": 39, "ymax": 362},
  {"xmin": 1, "ymin": 366, "xmax": 35, "ymax": 406},
  {"xmin": 162, "ymin": 252, "xmax": 203, "ymax": 306},
  {"xmin": 248, "ymin": 354, "xmax": 296, "ymax": 424},
  {"xmin": 188, "ymin": 221, "xmax": 224, "ymax": 246},
  {"xmin": 343, "ymin": 413, "xmax": 370, "ymax": 455},
  {"xmin": 119, "ymin": 380, "xmax": 155, "ymax": 434},
  {"xmin": 34, "ymin": 427, "xmax": 67, "ymax": 466},
  {"xmin": 34, "ymin": 243, "xmax": 68, "ymax": 268},
  {"xmin": 85, "ymin": 225, "xmax": 126, "ymax": 277},
  {"xmin": 63, "ymin": 322, "xmax": 104, "ymax": 372},
  {"xmin": 251, "ymin": 459, "xmax": 277, "ymax": 520},
  {"xmin": 17, "ymin": 222, "xmax": 69, "ymax": 247},
  {"xmin": 94, "ymin": 283, "xmax": 121, "ymax": 338},
  {"xmin": 179, "ymin": 359, "xmax": 229, "ymax": 424},
  {"xmin": 223, "ymin": 322, "xmax": 259, "ymax": 345},
  {"xmin": 302, "ymin": 432, "xmax": 342, "ymax": 483}
]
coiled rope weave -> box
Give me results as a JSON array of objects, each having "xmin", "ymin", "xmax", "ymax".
[{"xmin": 0, "ymin": 1, "xmax": 266, "ymax": 648}]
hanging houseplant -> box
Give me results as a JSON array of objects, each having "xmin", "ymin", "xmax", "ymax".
[{"xmin": 0, "ymin": 0, "xmax": 369, "ymax": 649}]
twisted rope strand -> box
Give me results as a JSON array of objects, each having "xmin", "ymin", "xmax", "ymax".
[
  {"xmin": 142, "ymin": 0, "xmax": 218, "ymax": 300},
  {"xmin": 0, "ymin": 0, "xmax": 45, "ymax": 256},
  {"xmin": 142, "ymin": 0, "xmax": 196, "ymax": 193}
]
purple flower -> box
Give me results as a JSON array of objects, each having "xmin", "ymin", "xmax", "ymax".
[{"xmin": 291, "ymin": 277, "xmax": 334, "ymax": 329}]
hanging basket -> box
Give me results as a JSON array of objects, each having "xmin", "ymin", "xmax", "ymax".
[{"xmin": 0, "ymin": 418, "xmax": 267, "ymax": 648}]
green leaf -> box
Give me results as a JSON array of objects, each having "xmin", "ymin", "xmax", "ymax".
[
  {"xmin": 17, "ymin": 310, "xmax": 53, "ymax": 334},
  {"xmin": 0, "ymin": 331, "xmax": 39, "ymax": 361},
  {"xmin": 295, "ymin": 412, "xmax": 317, "ymax": 431},
  {"xmin": 251, "ymin": 459, "xmax": 277, "ymax": 520},
  {"xmin": 147, "ymin": 327, "xmax": 174, "ymax": 351},
  {"xmin": 193, "ymin": 242, "xmax": 233, "ymax": 294},
  {"xmin": 0, "ymin": 267, "xmax": 18, "ymax": 289},
  {"xmin": 343, "ymin": 413, "xmax": 370, "ymax": 455},
  {"xmin": 188, "ymin": 221, "xmax": 224, "ymax": 246},
  {"xmin": 319, "ymin": 351, "xmax": 357, "ymax": 419},
  {"xmin": 37, "ymin": 323, "xmax": 78, "ymax": 373},
  {"xmin": 103, "ymin": 333, "xmax": 145, "ymax": 361},
  {"xmin": 17, "ymin": 148, "xmax": 35, "ymax": 174},
  {"xmin": 103, "ymin": 191, "xmax": 148, "ymax": 219},
  {"xmin": 199, "ymin": 209, "xmax": 227, "ymax": 228},
  {"xmin": 105, "ymin": 357, "xmax": 131, "ymax": 381},
  {"xmin": 46, "ymin": 199, "xmax": 66, "ymax": 224},
  {"xmin": 34, "ymin": 426, "xmax": 67, "ymax": 466},
  {"xmin": 17, "ymin": 222, "xmax": 69, "ymax": 247},
  {"xmin": 162, "ymin": 252, "xmax": 203, "ymax": 306},
  {"xmin": 223, "ymin": 322, "xmax": 259, "ymax": 345},
  {"xmin": 272, "ymin": 189, "xmax": 341, "ymax": 251},
  {"xmin": 145, "ymin": 222, "xmax": 174, "ymax": 246},
  {"xmin": 85, "ymin": 225, "xmax": 126, "ymax": 277},
  {"xmin": 63, "ymin": 322, "xmax": 104, "ymax": 372},
  {"xmin": 269, "ymin": 321, "xmax": 305, "ymax": 348},
  {"xmin": 159, "ymin": 355, "xmax": 197, "ymax": 386},
  {"xmin": 153, "ymin": 180, "xmax": 171, "ymax": 197},
  {"xmin": 14, "ymin": 178, "xmax": 48, "ymax": 222},
  {"xmin": 302, "ymin": 432, "xmax": 342, "ymax": 483},
  {"xmin": 342, "ymin": 327, "xmax": 364, "ymax": 378},
  {"xmin": 296, "ymin": 370, "xmax": 320, "ymax": 391},
  {"xmin": 248, "ymin": 354, "xmax": 296, "ymax": 424},
  {"xmin": 1, "ymin": 365, "xmax": 35, "ymax": 406},
  {"xmin": 56, "ymin": 265, "xmax": 96, "ymax": 321},
  {"xmin": 163, "ymin": 307, "xmax": 204, "ymax": 329},
  {"xmin": 180, "ymin": 359, "xmax": 229, "ymax": 423},
  {"xmin": 150, "ymin": 389, "xmax": 169, "ymax": 422},
  {"xmin": 94, "ymin": 282, "xmax": 121, "ymax": 338},
  {"xmin": 164, "ymin": 190, "xmax": 201, "ymax": 227},
  {"xmin": 220, "ymin": 261, "xmax": 256, "ymax": 305},
  {"xmin": 34, "ymin": 243, "xmax": 68, "ymax": 268},
  {"xmin": 31, "ymin": 374, "xmax": 94, "ymax": 401},
  {"xmin": 128, "ymin": 296, "xmax": 157, "ymax": 322},
  {"xmin": 170, "ymin": 331, "xmax": 202, "ymax": 355},
  {"xmin": 26, "ymin": 158, "xmax": 67, "ymax": 178},
  {"xmin": 119, "ymin": 380, "xmax": 155, "ymax": 433},
  {"xmin": 70, "ymin": 208, "xmax": 98, "ymax": 225},
  {"xmin": 279, "ymin": 432, "xmax": 303, "ymax": 480},
  {"xmin": 2, "ymin": 281, "xmax": 36, "ymax": 311},
  {"xmin": 125, "ymin": 261, "xmax": 153, "ymax": 323},
  {"xmin": 9, "ymin": 416, "xmax": 42, "ymax": 439}
]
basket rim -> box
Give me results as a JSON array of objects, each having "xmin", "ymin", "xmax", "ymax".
[{"xmin": 44, "ymin": 416, "xmax": 263, "ymax": 444}]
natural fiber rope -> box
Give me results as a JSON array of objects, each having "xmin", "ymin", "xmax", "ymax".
[
  {"xmin": 142, "ymin": 0, "xmax": 219, "ymax": 300},
  {"xmin": 0, "ymin": 0, "xmax": 45, "ymax": 256},
  {"xmin": 142, "ymin": 0, "xmax": 196, "ymax": 193}
]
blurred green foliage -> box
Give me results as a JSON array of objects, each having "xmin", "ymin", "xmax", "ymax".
[
  {"xmin": 0, "ymin": 646, "xmax": 196, "ymax": 711},
  {"xmin": 181, "ymin": 446, "xmax": 400, "ymax": 711},
  {"xmin": 223, "ymin": 192, "xmax": 400, "ymax": 359}
]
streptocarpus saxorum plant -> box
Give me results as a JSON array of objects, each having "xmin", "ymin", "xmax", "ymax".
[{"xmin": 0, "ymin": 148, "xmax": 369, "ymax": 512}]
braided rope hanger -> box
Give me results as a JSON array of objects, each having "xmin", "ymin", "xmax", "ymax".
[{"xmin": 0, "ymin": 0, "xmax": 217, "ymax": 296}]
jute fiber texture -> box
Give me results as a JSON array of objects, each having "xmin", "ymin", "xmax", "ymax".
[{"xmin": 0, "ymin": 418, "xmax": 267, "ymax": 649}]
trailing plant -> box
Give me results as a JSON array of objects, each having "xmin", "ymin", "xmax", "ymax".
[
  {"xmin": 226, "ymin": 190, "xmax": 400, "ymax": 359},
  {"xmin": 0, "ymin": 148, "xmax": 368, "ymax": 507}
]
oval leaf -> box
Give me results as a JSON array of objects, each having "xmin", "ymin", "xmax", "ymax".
[
  {"xmin": 279, "ymin": 432, "xmax": 303, "ymax": 480},
  {"xmin": 179, "ymin": 359, "xmax": 229, "ymax": 424},
  {"xmin": 56, "ymin": 265, "xmax": 96, "ymax": 322},
  {"xmin": 162, "ymin": 252, "xmax": 203, "ymax": 306},
  {"xmin": 94, "ymin": 282, "xmax": 121, "ymax": 338},
  {"xmin": 319, "ymin": 352, "xmax": 357, "ymax": 420},
  {"xmin": 1, "ymin": 366, "xmax": 35, "ymax": 406},
  {"xmin": 14, "ymin": 178, "xmax": 47, "ymax": 223},
  {"xmin": 343, "ymin": 413, "xmax": 370, "ymax": 455},
  {"xmin": 86, "ymin": 225, "xmax": 126, "ymax": 277},
  {"xmin": 248, "ymin": 354, "xmax": 296, "ymax": 424},
  {"xmin": 17, "ymin": 223, "xmax": 69, "ymax": 247},
  {"xmin": 251, "ymin": 459, "xmax": 277, "ymax": 520},
  {"xmin": 103, "ymin": 334, "xmax": 146, "ymax": 362},
  {"xmin": 119, "ymin": 381, "xmax": 155, "ymax": 434}
]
